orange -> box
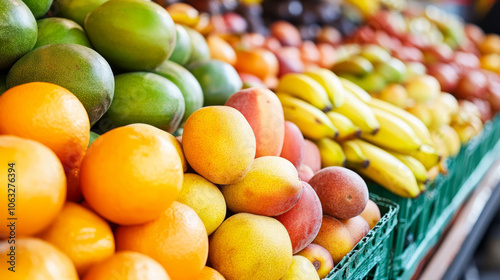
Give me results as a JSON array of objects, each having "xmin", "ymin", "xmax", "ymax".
[
  {"xmin": 80, "ymin": 123, "xmax": 183, "ymax": 225},
  {"xmin": 197, "ymin": 266, "xmax": 226, "ymax": 280},
  {"xmin": 0, "ymin": 82, "xmax": 90, "ymax": 170},
  {"xmin": 39, "ymin": 202, "xmax": 115, "ymax": 276},
  {"xmin": 0, "ymin": 136, "xmax": 66, "ymax": 237},
  {"xmin": 115, "ymin": 201, "xmax": 208, "ymax": 280},
  {"xmin": 234, "ymin": 48, "xmax": 279, "ymax": 80},
  {"xmin": 83, "ymin": 251, "xmax": 170, "ymax": 280},
  {"xmin": 165, "ymin": 131, "xmax": 188, "ymax": 172},
  {"xmin": 0, "ymin": 238, "xmax": 78, "ymax": 280},
  {"xmin": 207, "ymin": 35, "xmax": 237, "ymax": 66}
]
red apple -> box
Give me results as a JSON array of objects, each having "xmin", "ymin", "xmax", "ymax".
[
  {"xmin": 223, "ymin": 12, "xmax": 247, "ymax": 34},
  {"xmin": 263, "ymin": 36, "xmax": 282, "ymax": 53},
  {"xmin": 276, "ymin": 47, "xmax": 305, "ymax": 77},
  {"xmin": 393, "ymin": 46, "xmax": 424, "ymax": 63},
  {"xmin": 427, "ymin": 63, "xmax": 459, "ymax": 93},
  {"xmin": 239, "ymin": 73, "xmax": 264, "ymax": 85},
  {"xmin": 275, "ymin": 181, "xmax": 323, "ymax": 253},
  {"xmin": 452, "ymin": 51, "xmax": 480, "ymax": 70},
  {"xmin": 400, "ymin": 33, "xmax": 429, "ymax": 49},
  {"xmin": 469, "ymin": 98, "xmax": 492, "ymax": 122},
  {"xmin": 455, "ymin": 70, "xmax": 488, "ymax": 99},
  {"xmin": 317, "ymin": 26, "xmax": 342, "ymax": 46},
  {"xmin": 464, "ymin": 24, "xmax": 485, "ymax": 46},
  {"xmin": 350, "ymin": 26, "xmax": 376, "ymax": 45},
  {"xmin": 270, "ymin": 21, "xmax": 302, "ymax": 47},
  {"xmin": 422, "ymin": 44, "xmax": 453, "ymax": 65}
]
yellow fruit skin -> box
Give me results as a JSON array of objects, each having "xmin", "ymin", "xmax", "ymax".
[
  {"xmin": 277, "ymin": 73, "xmax": 333, "ymax": 111},
  {"xmin": 177, "ymin": 173, "xmax": 226, "ymax": 235},
  {"xmin": 221, "ymin": 156, "xmax": 302, "ymax": 216},
  {"xmin": 339, "ymin": 77, "xmax": 372, "ymax": 103},
  {"xmin": 182, "ymin": 106, "xmax": 256, "ymax": 185},
  {"xmin": 82, "ymin": 251, "xmax": 171, "ymax": 280},
  {"xmin": 0, "ymin": 238, "xmax": 78, "ymax": 280},
  {"xmin": 280, "ymin": 255, "xmax": 320, "ymax": 280},
  {"xmin": 368, "ymin": 98, "xmax": 433, "ymax": 145},
  {"xmin": 315, "ymin": 138, "xmax": 346, "ymax": 168},
  {"xmin": 361, "ymin": 107, "xmax": 422, "ymax": 154},
  {"xmin": 353, "ymin": 140, "xmax": 420, "ymax": 198},
  {"xmin": 304, "ymin": 68, "xmax": 346, "ymax": 108},
  {"xmin": 39, "ymin": 202, "xmax": 115, "ymax": 276},
  {"xmin": 209, "ymin": 213, "xmax": 293, "ymax": 280},
  {"xmin": 277, "ymin": 93, "xmax": 338, "ymax": 140},
  {"xmin": 332, "ymin": 92, "xmax": 380, "ymax": 134},
  {"xmin": 327, "ymin": 111, "xmax": 360, "ymax": 140},
  {"xmin": 0, "ymin": 136, "xmax": 66, "ymax": 238}
]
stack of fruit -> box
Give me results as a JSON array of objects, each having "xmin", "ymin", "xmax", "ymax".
[{"xmin": 0, "ymin": 0, "xmax": 389, "ymax": 279}]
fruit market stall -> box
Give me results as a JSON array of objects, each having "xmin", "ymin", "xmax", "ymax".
[{"xmin": 1, "ymin": 0, "xmax": 500, "ymax": 280}]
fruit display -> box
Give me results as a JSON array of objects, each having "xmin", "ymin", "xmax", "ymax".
[{"xmin": 0, "ymin": 0, "xmax": 499, "ymax": 280}]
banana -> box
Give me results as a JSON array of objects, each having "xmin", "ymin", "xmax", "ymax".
[
  {"xmin": 452, "ymin": 123, "xmax": 477, "ymax": 144},
  {"xmin": 361, "ymin": 107, "xmax": 422, "ymax": 153},
  {"xmin": 409, "ymin": 144, "xmax": 442, "ymax": 170},
  {"xmin": 277, "ymin": 73, "xmax": 333, "ymax": 112},
  {"xmin": 427, "ymin": 165, "xmax": 440, "ymax": 181},
  {"xmin": 277, "ymin": 93, "xmax": 338, "ymax": 140},
  {"xmin": 339, "ymin": 77, "xmax": 372, "ymax": 103},
  {"xmin": 352, "ymin": 140, "xmax": 420, "ymax": 198},
  {"xmin": 418, "ymin": 182, "xmax": 427, "ymax": 192},
  {"xmin": 342, "ymin": 140, "xmax": 370, "ymax": 169},
  {"xmin": 315, "ymin": 138, "xmax": 346, "ymax": 168},
  {"xmin": 332, "ymin": 90, "xmax": 380, "ymax": 135},
  {"xmin": 368, "ymin": 98, "xmax": 433, "ymax": 145},
  {"xmin": 304, "ymin": 68, "xmax": 346, "ymax": 108},
  {"xmin": 434, "ymin": 124, "xmax": 461, "ymax": 157},
  {"xmin": 388, "ymin": 151, "xmax": 429, "ymax": 183},
  {"xmin": 327, "ymin": 112, "xmax": 361, "ymax": 140},
  {"xmin": 431, "ymin": 131, "xmax": 450, "ymax": 159}
]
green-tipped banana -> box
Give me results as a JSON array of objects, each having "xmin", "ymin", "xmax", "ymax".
[
  {"xmin": 409, "ymin": 144, "xmax": 442, "ymax": 170},
  {"xmin": 277, "ymin": 73, "xmax": 333, "ymax": 112},
  {"xmin": 277, "ymin": 93, "xmax": 338, "ymax": 140},
  {"xmin": 388, "ymin": 151, "xmax": 429, "ymax": 183},
  {"xmin": 332, "ymin": 56, "xmax": 373, "ymax": 77},
  {"xmin": 304, "ymin": 68, "xmax": 345, "ymax": 108},
  {"xmin": 352, "ymin": 140, "xmax": 421, "ymax": 198},
  {"xmin": 361, "ymin": 107, "xmax": 422, "ymax": 153},
  {"xmin": 368, "ymin": 98, "xmax": 433, "ymax": 145},
  {"xmin": 316, "ymin": 138, "xmax": 346, "ymax": 168},
  {"xmin": 339, "ymin": 77, "xmax": 372, "ymax": 103},
  {"xmin": 327, "ymin": 112, "xmax": 361, "ymax": 140},
  {"xmin": 342, "ymin": 141, "xmax": 370, "ymax": 169},
  {"xmin": 332, "ymin": 90, "xmax": 380, "ymax": 135}
]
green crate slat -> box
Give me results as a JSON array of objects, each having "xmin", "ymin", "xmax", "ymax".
[
  {"xmin": 326, "ymin": 195, "xmax": 399, "ymax": 280},
  {"xmin": 391, "ymin": 115, "xmax": 500, "ymax": 280},
  {"xmin": 366, "ymin": 114, "xmax": 500, "ymax": 280},
  {"xmin": 395, "ymin": 135, "xmax": 500, "ymax": 280}
]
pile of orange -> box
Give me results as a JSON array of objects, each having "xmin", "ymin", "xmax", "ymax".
[{"xmin": 0, "ymin": 82, "xmax": 218, "ymax": 279}]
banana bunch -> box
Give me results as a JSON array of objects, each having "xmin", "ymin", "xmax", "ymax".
[
  {"xmin": 346, "ymin": 140, "xmax": 421, "ymax": 198},
  {"xmin": 277, "ymin": 93, "xmax": 338, "ymax": 140},
  {"xmin": 273, "ymin": 68, "xmax": 472, "ymax": 198}
]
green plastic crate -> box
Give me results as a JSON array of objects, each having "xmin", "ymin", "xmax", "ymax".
[
  {"xmin": 367, "ymin": 114, "xmax": 500, "ymax": 280},
  {"xmin": 326, "ymin": 195, "xmax": 399, "ymax": 280},
  {"xmin": 390, "ymin": 115, "xmax": 500, "ymax": 280}
]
